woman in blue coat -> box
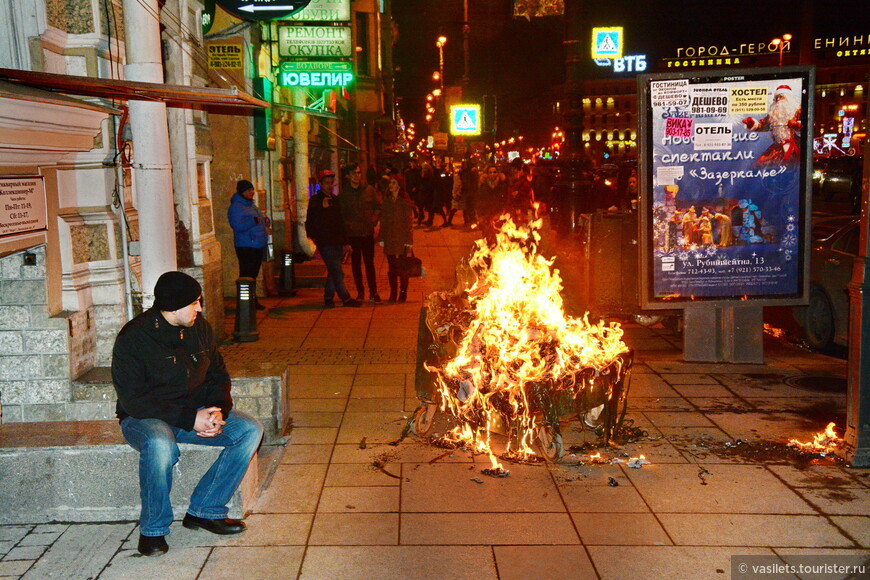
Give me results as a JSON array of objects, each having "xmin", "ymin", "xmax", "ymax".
[{"xmin": 227, "ymin": 179, "xmax": 269, "ymax": 309}]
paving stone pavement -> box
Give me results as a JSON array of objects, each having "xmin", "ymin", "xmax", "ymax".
[{"xmin": 3, "ymin": 222, "xmax": 869, "ymax": 579}]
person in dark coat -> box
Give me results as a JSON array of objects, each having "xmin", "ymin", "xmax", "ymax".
[
  {"xmin": 305, "ymin": 170, "xmax": 362, "ymax": 308},
  {"xmin": 403, "ymin": 159, "xmax": 423, "ymax": 223},
  {"xmin": 477, "ymin": 164, "xmax": 507, "ymax": 238},
  {"xmin": 379, "ymin": 175, "xmax": 415, "ymax": 302},
  {"xmin": 227, "ymin": 179, "xmax": 269, "ymax": 310},
  {"xmin": 341, "ymin": 163, "xmax": 382, "ymax": 302},
  {"xmin": 112, "ymin": 271, "xmax": 264, "ymax": 557}
]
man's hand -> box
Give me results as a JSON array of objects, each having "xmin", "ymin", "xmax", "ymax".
[
  {"xmin": 194, "ymin": 406, "xmax": 225, "ymax": 437},
  {"xmin": 742, "ymin": 117, "xmax": 755, "ymax": 129}
]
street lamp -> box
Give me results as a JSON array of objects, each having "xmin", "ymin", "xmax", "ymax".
[
  {"xmin": 771, "ymin": 33, "xmax": 792, "ymax": 67},
  {"xmin": 436, "ymin": 36, "xmax": 447, "ymax": 93}
]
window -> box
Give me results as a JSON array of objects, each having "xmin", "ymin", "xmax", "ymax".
[{"xmin": 356, "ymin": 12, "xmax": 370, "ymax": 77}]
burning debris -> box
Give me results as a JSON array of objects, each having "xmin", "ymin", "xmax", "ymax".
[
  {"xmin": 762, "ymin": 323, "xmax": 787, "ymax": 339},
  {"xmin": 481, "ymin": 466, "xmax": 511, "ymax": 478},
  {"xmin": 416, "ymin": 213, "xmax": 633, "ymax": 463},
  {"xmin": 788, "ymin": 422, "xmax": 843, "ymax": 458}
]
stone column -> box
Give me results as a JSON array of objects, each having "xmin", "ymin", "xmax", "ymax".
[{"xmin": 122, "ymin": 0, "xmax": 177, "ymax": 306}]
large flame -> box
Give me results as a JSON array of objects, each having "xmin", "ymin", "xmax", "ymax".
[{"xmin": 427, "ymin": 213, "xmax": 629, "ymax": 460}]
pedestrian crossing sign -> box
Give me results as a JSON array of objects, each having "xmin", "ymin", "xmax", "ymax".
[
  {"xmin": 591, "ymin": 27, "xmax": 623, "ymax": 59},
  {"xmin": 450, "ymin": 104, "xmax": 481, "ymax": 135}
]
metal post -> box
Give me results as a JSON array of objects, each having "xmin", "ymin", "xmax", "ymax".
[
  {"xmin": 553, "ymin": 0, "xmax": 592, "ymax": 234},
  {"xmin": 844, "ymin": 71, "xmax": 870, "ymax": 467},
  {"xmin": 461, "ymin": 0, "xmax": 469, "ymax": 88},
  {"xmin": 233, "ymin": 277, "xmax": 259, "ymax": 342},
  {"xmin": 683, "ymin": 305, "xmax": 764, "ymax": 363}
]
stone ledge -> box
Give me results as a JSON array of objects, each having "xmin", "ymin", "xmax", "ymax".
[
  {"xmin": 0, "ymin": 420, "xmax": 258, "ymax": 525},
  {"xmin": 64, "ymin": 370, "xmax": 287, "ymax": 443}
]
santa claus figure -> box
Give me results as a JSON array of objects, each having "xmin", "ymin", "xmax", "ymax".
[{"xmin": 742, "ymin": 85, "xmax": 802, "ymax": 165}]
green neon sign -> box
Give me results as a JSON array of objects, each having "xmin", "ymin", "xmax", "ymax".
[{"xmin": 278, "ymin": 61, "xmax": 354, "ymax": 87}]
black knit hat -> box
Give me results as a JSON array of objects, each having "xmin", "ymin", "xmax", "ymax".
[
  {"xmin": 153, "ymin": 271, "xmax": 202, "ymax": 312},
  {"xmin": 237, "ymin": 179, "xmax": 255, "ymax": 193}
]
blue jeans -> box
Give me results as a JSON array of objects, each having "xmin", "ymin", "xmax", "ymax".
[
  {"xmin": 319, "ymin": 244, "xmax": 351, "ymax": 302},
  {"xmin": 120, "ymin": 410, "xmax": 264, "ymax": 537}
]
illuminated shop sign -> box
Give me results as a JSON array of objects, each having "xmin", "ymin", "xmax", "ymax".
[
  {"xmin": 449, "ymin": 105, "xmax": 481, "ymax": 136},
  {"xmin": 814, "ymin": 34, "xmax": 870, "ymax": 58},
  {"xmin": 663, "ymin": 38, "xmax": 790, "ymax": 68},
  {"xmin": 591, "ymin": 27, "xmax": 623, "ymax": 59},
  {"xmin": 595, "ymin": 54, "xmax": 647, "ymax": 73},
  {"xmin": 277, "ymin": 25, "xmax": 352, "ymax": 58},
  {"xmin": 278, "ymin": 61, "xmax": 353, "ymax": 87},
  {"xmin": 281, "ymin": 0, "xmax": 351, "ymax": 22},
  {"xmin": 591, "ymin": 26, "xmax": 645, "ymax": 73}
]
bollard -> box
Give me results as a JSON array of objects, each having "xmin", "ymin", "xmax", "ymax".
[
  {"xmin": 279, "ymin": 251, "xmax": 297, "ymax": 296},
  {"xmin": 233, "ymin": 277, "xmax": 259, "ymax": 342}
]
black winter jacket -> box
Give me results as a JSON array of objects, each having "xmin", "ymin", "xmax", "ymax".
[
  {"xmin": 111, "ymin": 309, "xmax": 233, "ymax": 431},
  {"xmin": 306, "ymin": 192, "xmax": 347, "ymax": 246}
]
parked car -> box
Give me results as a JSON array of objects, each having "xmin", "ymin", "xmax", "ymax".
[
  {"xmin": 812, "ymin": 156, "xmax": 863, "ymax": 213},
  {"xmin": 794, "ymin": 216, "xmax": 860, "ymax": 349}
]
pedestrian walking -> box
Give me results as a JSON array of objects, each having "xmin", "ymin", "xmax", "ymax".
[
  {"xmin": 227, "ymin": 179, "xmax": 269, "ymax": 310},
  {"xmin": 305, "ymin": 170, "xmax": 362, "ymax": 308},
  {"xmin": 403, "ymin": 159, "xmax": 423, "ymax": 223},
  {"xmin": 341, "ymin": 163, "xmax": 382, "ymax": 302},
  {"xmin": 379, "ymin": 175, "xmax": 415, "ymax": 303},
  {"xmin": 112, "ymin": 271, "xmax": 264, "ymax": 557},
  {"xmin": 420, "ymin": 161, "xmax": 444, "ymax": 226}
]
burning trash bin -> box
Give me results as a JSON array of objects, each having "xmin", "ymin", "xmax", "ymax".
[{"xmin": 413, "ymin": 213, "xmax": 633, "ymax": 462}]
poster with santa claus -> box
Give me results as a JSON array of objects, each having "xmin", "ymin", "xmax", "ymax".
[{"xmin": 638, "ymin": 66, "xmax": 814, "ymax": 308}]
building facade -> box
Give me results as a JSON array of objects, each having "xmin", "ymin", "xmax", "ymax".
[{"xmin": 0, "ymin": 0, "xmax": 395, "ymax": 424}]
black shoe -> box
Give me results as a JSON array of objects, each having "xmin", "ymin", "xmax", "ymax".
[
  {"xmin": 370, "ymin": 293, "xmax": 382, "ymax": 304},
  {"xmin": 137, "ymin": 534, "xmax": 168, "ymax": 556},
  {"xmin": 387, "ymin": 293, "xmax": 397, "ymax": 303},
  {"xmin": 182, "ymin": 514, "xmax": 246, "ymax": 535},
  {"xmin": 324, "ymin": 299, "xmax": 335, "ymax": 308},
  {"xmin": 356, "ymin": 292, "xmax": 365, "ymax": 302},
  {"xmin": 342, "ymin": 298, "xmax": 362, "ymax": 307},
  {"xmin": 398, "ymin": 291, "xmax": 407, "ymax": 303}
]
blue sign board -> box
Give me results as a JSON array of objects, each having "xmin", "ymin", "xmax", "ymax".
[{"xmin": 450, "ymin": 105, "xmax": 481, "ymax": 136}]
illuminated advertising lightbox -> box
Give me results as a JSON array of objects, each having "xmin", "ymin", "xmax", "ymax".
[
  {"xmin": 278, "ymin": 61, "xmax": 353, "ymax": 87},
  {"xmin": 637, "ymin": 66, "xmax": 814, "ymax": 308},
  {"xmin": 282, "ymin": 0, "xmax": 351, "ymax": 22},
  {"xmin": 591, "ymin": 27, "xmax": 623, "ymax": 59},
  {"xmin": 449, "ymin": 104, "xmax": 481, "ymax": 136},
  {"xmin": 277, "ymin": 25, "xmax": 352, "ymax": 58}
]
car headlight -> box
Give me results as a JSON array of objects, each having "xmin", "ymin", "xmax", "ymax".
[{"xmin": 812, "ymin": 170, "xmax": 822, "ymax": 180}]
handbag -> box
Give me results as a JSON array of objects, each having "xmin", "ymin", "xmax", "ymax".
[{"xmin": 397, "ymin": 249, "xmax": 423, "ymax": 278}]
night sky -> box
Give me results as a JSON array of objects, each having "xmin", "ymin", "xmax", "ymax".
[{"xmin": 391, "ymin": 0, "xmax": 870, "ymax": 146}]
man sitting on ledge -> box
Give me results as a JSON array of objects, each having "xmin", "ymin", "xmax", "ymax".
[{"xmin": 111, "ymin": 271, "xmax": 264, "ymax": 556}]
